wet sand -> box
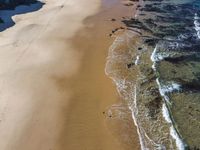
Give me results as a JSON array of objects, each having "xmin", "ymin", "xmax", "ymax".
[
  {"xmin": 59, "ymin": 1, "xmax": 140, "ymax": 149},
  {"xmin": 0, "ymin": 0, "xmax": 139, "ymax": 150}
]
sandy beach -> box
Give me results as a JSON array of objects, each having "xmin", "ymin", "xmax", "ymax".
[{"xmin": 0, "ymin": 0, "xmax": 140, "ymax": 150}]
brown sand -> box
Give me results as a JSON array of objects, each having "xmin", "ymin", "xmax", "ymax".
[
  {"xmin": 0, "ymin": 0, "xmax": 140, "ymax": 150},
  {"xmin": 58, "ymin": 1, "xmax": 140, "ymax": 150}
]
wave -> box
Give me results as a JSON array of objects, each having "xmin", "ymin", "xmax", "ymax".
[
  {"xmin": 194, "ymin": 13, "xmax": 200, "ymax": 39},
  {"xmin": 135, "ymin": 55, "xmax": 140, "ymax": 65},
  {"xmin": 156, "ymin": 79, "xmax": 185, "ymax": 150},
  {"xmin": 156, "ymin": 79, "xmax": 181, "ymax": 103},
  {"xmin": 170, "ymin": 127, "xmax": 185, "ymax": 150},
  {"xmin": 152, "ymin": 45, "xmax": 186, "ymax": 150},
  {"xmin": 151, "ymin": 46, "xmax": 164, "ymax": 62},
  {"xmin": 162, "ymin": 104, "xmax": 172, "ymax": 124}
]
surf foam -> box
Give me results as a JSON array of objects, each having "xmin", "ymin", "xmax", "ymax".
[
  {"xmin": 170, "ymin": 127, "xmax": 186, "ymax": 150},
  {"xmin": 162, "ymin": 104, "xmax": 172, "ymax": 124},
  {"xmin": 152, "ymin": 45, "xmax": 186, "ymax": 150},
  {"xmin": 135, "ymin": 55, "xmax": 140, "ymax": 65},
  {"xmin": 194, "ymin": 13, "xmax": 200, "ymax": 39}
]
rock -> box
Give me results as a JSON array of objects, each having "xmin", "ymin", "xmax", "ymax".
[{"xmin": 127, "ymin": 62, "xmax": 135, "ymax": 69}]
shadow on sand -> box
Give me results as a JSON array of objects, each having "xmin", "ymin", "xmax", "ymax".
[{"xmin": 0, "ymin": 1, "xmax": 44, "ymax": 32}]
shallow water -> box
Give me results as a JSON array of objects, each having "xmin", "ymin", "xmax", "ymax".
[{"xmin": 106, "ymin": 0, "xmax": 200, "ymax": 149}]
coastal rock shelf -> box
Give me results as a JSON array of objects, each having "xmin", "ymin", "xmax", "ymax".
[{"xmin": 107, "ymin": 0, "xmax": 200, "ymax": 149}]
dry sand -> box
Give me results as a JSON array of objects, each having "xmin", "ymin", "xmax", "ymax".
[{"xmin": 0, "ymin": 0, "xmax": 140, "ymax": 150}]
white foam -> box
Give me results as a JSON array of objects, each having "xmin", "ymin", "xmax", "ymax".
[
  {"xmin": 194, "ymin": 13, "xmax": 200, "ymax": 39},
  {"xmin": 151, "ymin": 44, "xmax": 173, "ymax": 63},
  {"xmin": 156, "ymin": 79, "xmax": 181, "ymax": 103},
  {"xmin": 151, "ymin": 46, "xmax": 158, "ymax": 71},
  {"xmin": 158, "ymin": 81, "xmax": 181, "ymax": 94},
  {"xmin": 151, "ymin": 46, "xmax": 159, "ymax": 62},
  {"xmin": 155, "ymin": 78, "xmax": 185, "ymax": 150},
  {"xmin": 156, "ymin": 79, "xmax": 170, "ymax": 103},
  {"xmin": 151, "ymin": 46, "xmax": 185, "ymax": 150},
  {"xmin": 170, "ymin": 127, "xmax": 186, "ymax": 150},
  {"xmin": 152, "ymin": 63, "xmax": 156, "ymax": 71},
  {"xmin": 162, "ymin": 104, "xmax": 172, "ymax": 123},
  {"xmin": 129, "ymin": 106, "xmax": 147, "ymax": 150},
  {"xmin": 135, "ymin": 55, "xmax": 140, "ymax": 65},
  {"xmin": 150, "ymin": 45, "xmax": 170, "ymax": 71}
]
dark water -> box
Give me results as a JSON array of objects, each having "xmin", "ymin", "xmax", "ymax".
[
  {"xmin": 106, "ymin": 0, "xmax": 200, "ymax": 149},
  {"xmin": 0, "ymin": 0, "xmax": 44, "ymax": 31}
]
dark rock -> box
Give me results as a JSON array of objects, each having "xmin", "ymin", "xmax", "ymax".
[
  {"xmin": 145, "ymin": 96, "xmax": 162, "ymax": 119},
  {"xmin": 127, "ymin": 62, "xmax": 135, "ymax": 69},
  {"xmin": 111, "ymin": 18, "xmax": 116, "ymax": 22}
]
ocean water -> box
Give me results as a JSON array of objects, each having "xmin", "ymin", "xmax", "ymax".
[
  {"xmin": 106, "ymin": 0, "xmax": 200, "ymax": 149},
  {"xmin": 0, "ymin": 0, "xmax": 44, "ymax": 31}
]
